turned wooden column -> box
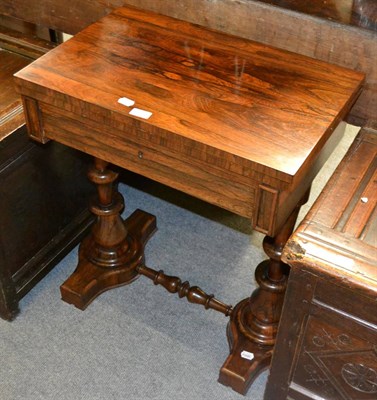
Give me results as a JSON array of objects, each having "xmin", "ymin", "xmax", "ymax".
[
  {"xmin": 60, "ymin": 158, "xmax": 157, "ymax": 309},
  {"xmin": 219, "ymin": 190, "xmax": 310, "ymax": 395}
]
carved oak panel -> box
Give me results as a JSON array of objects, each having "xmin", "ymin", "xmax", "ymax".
[{"xmin": 293, "ymin": 312, "xmax": 377, "ymax": 399}]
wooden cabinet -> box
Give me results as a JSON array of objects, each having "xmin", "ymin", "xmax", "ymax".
[
  {"xmin": 264, "ymin": 128, "xmax": 377, "ymax": 399},
  {"xmin": 0, "ymin": 15, "xmax": 95, "ymax": 320},
  {"xmin": 0, "ymin": 127, "xmax": 94, "ymax": 321}
]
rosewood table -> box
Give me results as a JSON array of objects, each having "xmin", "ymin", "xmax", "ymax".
[{"xmin": 14, "ymin": 5, "xmax": 364, "ymax": 395}]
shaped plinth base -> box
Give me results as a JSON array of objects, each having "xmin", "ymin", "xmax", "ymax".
[
  {"xmin": 219, "ymin": 260, "xmax": 288, "ymax": 395},
  {"xmin": 60, "ymin": 209, "xmax": 156, "ymax": 310},
  {"xmin": 218, "ymin": 299, "xmax": 273, "ymax": 395}
]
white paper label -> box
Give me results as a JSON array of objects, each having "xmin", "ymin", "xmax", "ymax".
[
  {"xmin": 240, "ymin": 351, "xmax": 254, "ymax": 361},
  {"xmin": 129, "ymin": 108, "xmax": 152, "ymax": 120},
  {"xmin": 118, "ymin": 97, "xmax": 135, "ymax": 107}
]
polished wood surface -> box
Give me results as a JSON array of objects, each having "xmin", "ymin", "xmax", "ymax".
[
  {"xmin": 264, "ymin": 128, "xmax": 377, "ymax": 399},
  {"xmin": 14, "ymin": 6, "xmax": 364, "ymax": 232},
  {"xmin": 15, "ymin": 5, "xmax": 364, "ymax": 394},
  {"xmin": 3, "ymin": 0, "xmax": 376, "ymax": 126}
]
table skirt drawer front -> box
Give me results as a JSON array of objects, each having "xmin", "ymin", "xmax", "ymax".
[
  {"xmin": 288, "ymin": 298, "xmax": 377, "ymax": 399},
  {"xmin": 38, "ymin": 101, "xmax": 265, "ymax": 219}
]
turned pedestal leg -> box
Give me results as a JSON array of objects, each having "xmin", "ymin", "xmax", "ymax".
[
  {"xmin": 219, "ymin": 192, "xmax": 309, "ymax": 395},
  {"xmin": 60, "ymin": 158, "xmax": 157, "ymax": 310}
]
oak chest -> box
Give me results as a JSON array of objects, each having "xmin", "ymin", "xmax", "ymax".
[{"xmin": 264, "ymin": 128, "xmax": 377, "ymax": 399}]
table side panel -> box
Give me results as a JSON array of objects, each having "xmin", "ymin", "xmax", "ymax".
[
  {"xmin": 23, "ymin": 93, "xmax": 354, "ymax": 236},
  {"xmin": 29, "ymin": 92, "xmax": 332, "ymax": 236},
  {"xmin": 25, "ymin": 88, "xmax": 336, "ymax": 237},
  {"xmin": 28, "ymin": 97, "xmax": 348, "ymax": 237},
  {"xmin": 39, "ymin": 100, "xmax": 259, "ymax": 219}
]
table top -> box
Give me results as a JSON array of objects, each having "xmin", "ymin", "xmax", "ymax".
[
  {"xmin": 15, "ymin": 5, "xmax": 364, "ymax": 181},
  {"xmin": 256, "ymin": 0, "xmax": 377, "ymax": 32}
]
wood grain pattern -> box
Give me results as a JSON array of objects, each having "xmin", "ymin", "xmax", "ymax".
[
  {"xmin": 15, "ymin": 5, "xmax": 364, "ymax": 235},
  {"xmin": 2, "ymin": 0, "xmax": 376, "ymax": 125},
  {"xmin": 13, "ymin": 6, "xmax": 367, "ymax": 391},
  {"xmin": 15, "ymin": 6, "xmax": 364, "ymax": 180}
]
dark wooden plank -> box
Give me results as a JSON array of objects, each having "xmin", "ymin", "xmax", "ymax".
[
  {"xmin": 0, "ymin": 50, "xmax": 30, "ymax": 139},
  {"xmin": 304, "ymin": 128, "xmax": 377, "ymax": 248},
  {"xmin": 0, "ymin": 14, "xmax": 52, "ymax": 41},
  {"xmin": 0, "ymin": 25, "xmax": 55, "ymax": 59},
  {"xmin": 0, "ymin": 50, "xmax": 29, "ymax": 113},
  {"xmin": 0, "ymin": 0, "xmax": 108, "ymax": 34}
]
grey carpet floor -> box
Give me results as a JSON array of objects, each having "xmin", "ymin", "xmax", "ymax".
[{"xmin": 0, "ymin": 125, "xmax": 358, "ymax": 400}]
